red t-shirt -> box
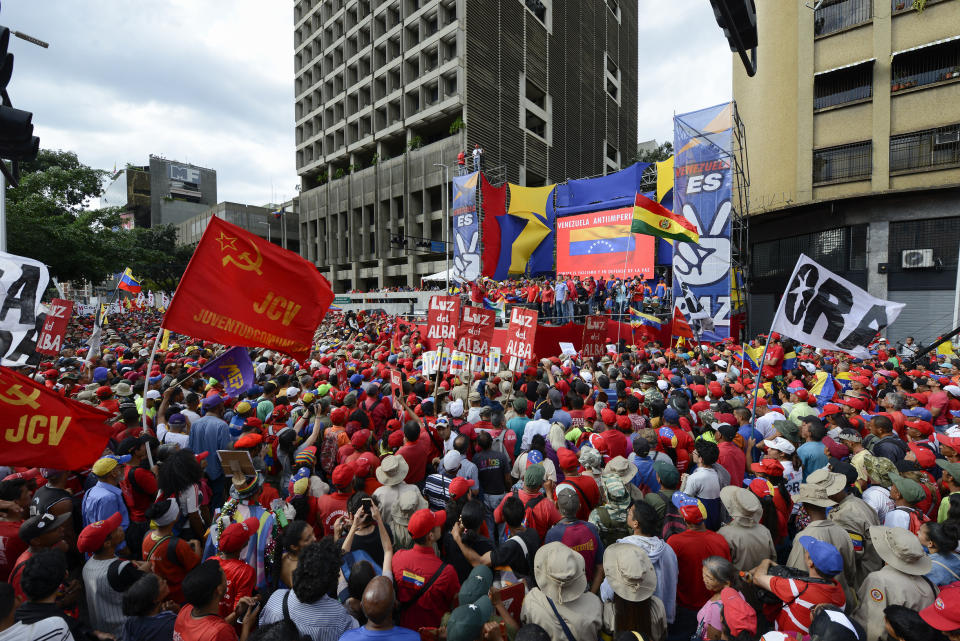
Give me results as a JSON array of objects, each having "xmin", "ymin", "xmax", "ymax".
[
  {"xmin": 143, "ymin": 533, "xmax": 201, "ymax": 604},
  {"xmin": 0, "ymin": 520, "xmax": 27, "ymax": 582},
  {"xmin": 7, "ymin": 548, "xmax": 32, "ymax": 602},
  {"xmin": 667, "ymin": 529, "xmax": 731, "ymax": 609},
  {"xmin": 494, "ymin": 489, "xmax": 562, "ymax": 541},
  {"xmin": 316, "ymin": 492, "xmax": 352, "ymax": 536},
  {"xmin": 393, "ymin": 545, "xmax": 461, "ymax": 630},
  {"xmin": 213, "ymin": 558, "xmax": 256, "ymax": 618},
  {"xmin": 174, "ymin": 604, "xmax": 238, "ymax": 641},
  {"xmin": 602, "ymin": 429, "xmax": 630, "ymax": 460},
  {"xmin": 121, "ymin": 465, "xmax": 159, "ymax": 522},
  {"xmin": 397, "ymin": 442, "xmax": 429, "ymax": 484},
  {"xmin": 718, "ymin": 442, "xmax": 746, "ymax": 488},
  {"xmin": 556, "ymin": 475, "xmax": 601, "ymax": 521},
  {"xmin": 769, "ymin": 575, "xmax": 845, "ymax": 635}
]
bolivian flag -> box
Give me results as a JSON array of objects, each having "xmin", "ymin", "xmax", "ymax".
[{"xmin": 630, "ymin": 193, "xmax": 699, "ymax": 244}]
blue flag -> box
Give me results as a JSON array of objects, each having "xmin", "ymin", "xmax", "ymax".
[{"xmin": 200, "ymin": 346, "xmax": 255, "ymax": 396}]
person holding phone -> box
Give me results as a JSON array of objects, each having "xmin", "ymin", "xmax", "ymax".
[{"xmin": 335, "ymin": 493, "xmax": 394, "ymax": 570}]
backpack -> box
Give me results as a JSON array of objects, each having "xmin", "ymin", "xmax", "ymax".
[
  {"xmin": 511, "ymin": 490, "xmax": 546, "ymax": 535},
  {"xmin": 593, "ymin": 473, "xmax": 632, "ymax": 546},
  {"xmin": 658, "ymin": 491, "xmax": 687, "ymax": 541},
  {"xmin": 894, "ymin": 506, "xmax": 930, "ymax": 535},
  {"xmin": 319, "ymin": 431, "xmax": 339, "ymax": 479}
]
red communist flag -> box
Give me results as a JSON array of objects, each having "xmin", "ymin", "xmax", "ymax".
[
  {"xmin": 163, "ymin": 216, "xmax": 333, "ymax": 361},
  {"xmin": 672, "ymin": 307, "xmax": 695, "ymax": 339},
  {"xmin": 0, "ymin": 367, "xmax": 113, "ymax": 470}
]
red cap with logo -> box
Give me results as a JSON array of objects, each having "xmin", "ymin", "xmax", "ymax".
[
  {"xmin": 77, "ymin": 512, "xmax": 123, "ymax": 554},
  {"xmin": 219, "ymin": 517, "xmax": 261, "ymax": 553}
]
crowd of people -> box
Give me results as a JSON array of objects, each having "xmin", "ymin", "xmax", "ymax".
[{"xmin": 3, "ymin": 305, "xmax": 960, "ymax": 641}]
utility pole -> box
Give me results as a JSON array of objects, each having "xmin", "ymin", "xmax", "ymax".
[{"xmin": 433, "ymin": 162, "xmax": 451, "ymax": 293}]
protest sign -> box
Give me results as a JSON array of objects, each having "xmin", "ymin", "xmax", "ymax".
[
  {"xmin": 336, "ymin": 359, "xmax": 349, "ymax": 391},
  {"xmin": 426, "ymin": 296, "xmax": 460, "ymax": 343},
  {"xmin": 0, "ymin": 250, "xmax": 50, "ymax": 367},
  {"xmin": 457, "ymin": 306, "xmax": 496, "ymax": 355},
  {"xmin": 36, "ymin": 299, "xmax": 73, "ymax": 357},
  {"xmin": 199, "ymin": 346, "xmax": 255, "ymax": 396},
  {"xmin": 505, "ymin": 307, "xmax": 538, "ymax": 360},
  {"xmin": 580, "ymin": 315, "xmax": 607, "ymax": 359}
]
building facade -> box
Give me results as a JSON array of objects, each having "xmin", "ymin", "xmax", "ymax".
[
  {"xmin": 734, "ymin": 0, "xmax": 960, "ymax": 343},
  {"xmin": 100, "ymin": 156, "xmax": 218, "ymax": 228},
  {"xmin": 294, "ymin": 0, "xmax": 638, "ymax": 291},
  {"xmin": 174, "ymin": 201, "xmax": 301, "ymax": 253}
]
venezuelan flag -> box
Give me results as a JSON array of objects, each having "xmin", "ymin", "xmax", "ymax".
[
  {"xmin": 630, "ymin": 307, "xmax": 661, "ymax": 328},
  {"xmin": 117, "ymin": 267, "xmax": 142, "ymax": 294},
  {"xmin": 630, "ymin": 193, "xmax": 699, "ymax": 244},
  {"xmin": 569, "ymin": 224, "xmax": 635, "ymax": 256},
  {"xmin": 782, "ymin": 351, "xmax": 797, "ymax": 371},
  {"xmin": 810, "ymin": 371, "xmax": 836, "ymax": 410}
]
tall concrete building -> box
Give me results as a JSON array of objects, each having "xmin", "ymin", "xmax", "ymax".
[
  {"xmin": 174, "ymin": 200, "xmax": 300, "ymax": 253},
  {"xmin": 100, "ymin": 156, "xmax": 218, "ymax": 228},
  {"xmin": 734, "ymin": 0, "xmax": 960, "ymax": 341},
  {"xmin": 294, "ymin": 0, "xmax": 638, "ymax": 291}
]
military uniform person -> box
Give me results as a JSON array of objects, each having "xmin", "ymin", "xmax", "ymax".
[
  {"xmin": 818, "ymin": 469, "xmax": 883, "ymax": 586},
  {"xmin": 853, "ymin": 526, "xmax": 936, "ymax": 641},
  {"xmin": 717, "ymin": 487, "xmax": 776, "ymax": 572},
  {"xmin": 521, "ymin": 542, "xmax": 603, "ymax": 641},
  {"xmin": 641, "ymin": 374, "xmax": 663, "ymax": 409}
]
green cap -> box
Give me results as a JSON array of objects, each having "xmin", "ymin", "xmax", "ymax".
[
  {"xmin": 653, "ymin": 459, "xmax": 680, "ymax": 488},
  {"xmin": 446, "ymin": 596, "xmax": 493, "ymax": 641},
  {"xmin": 774, "ymin": 419, "xmax": 800, "ymax": 444},
  {"xmin": 524, "ymin": 463, "xmax": 546, "ymax": 487},
  {"xmin": 458, "ymin": 566, "xmax": 492, "ymax": 604},
  {"xmin": 889, "ymin": 472, "xmax": 925, "ymax": 505},
  {"xmin": 512, "ymin": 396, "xmax": 528, "ymax": 412},
  {"xmin": 937, "ymin": 458, "xmax": 960, "ymax": 481}
]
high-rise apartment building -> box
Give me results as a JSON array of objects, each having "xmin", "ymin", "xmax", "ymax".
[
  {"xmin": 294, "ymin": 0, "xmax": 638, "ymax": 291},
  {"xmin": 734, "ymin": 0, "xmax": 960, "ymax": 341}
]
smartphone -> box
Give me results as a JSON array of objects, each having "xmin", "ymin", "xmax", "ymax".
[{"xmin": 361, "ymin": 497, "xmax": 373, "ymax": 516}]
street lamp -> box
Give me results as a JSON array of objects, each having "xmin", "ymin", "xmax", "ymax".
[{"xmin": 433, "ymin": 162, "xmax": 452, "ymax": 293}]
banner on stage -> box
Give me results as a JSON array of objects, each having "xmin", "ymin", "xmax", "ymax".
[
  {"xmin": 581, "ymin": 315, "xmax": 607, "ymax": 359},
  {"xmin": 36, "ymin": 299, "xmax": 74, "ymax": 357},
  {"xmin": 555, "ymin": 209, "xmax": 655, "ymax": 280},
  {"xmin": 505, "ymin": 307, "xmax": 538, "ymax": 360},
  {"xmin": 457, "ymin": 306, "xmax": 496, "ymax": 356},
  {"xmin": 0, "ymin": 250, "xmax": 50, "ymax": 367},
  {"xmin": 426, "ymin": 296, "xmax": 460, "ymax": 342},
  {"xmin": 451, "ymin": 172, "xmax": 481, "ymax": 283},
  {"xmin": 771, "ymin": 254, "xmax": 905, "ymax": 359},
  {"xmin": 672, "ymin": 102, "xmax": 735, "ymax": 341}
]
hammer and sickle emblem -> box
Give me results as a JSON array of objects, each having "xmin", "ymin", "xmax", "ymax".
[
  {"xmin": 0, "ymin": 385, "xmax": 41, "ymax": 409},
  {"xmin": 221, "ymin": 239, "xmax": 264, "ymax": 275}
]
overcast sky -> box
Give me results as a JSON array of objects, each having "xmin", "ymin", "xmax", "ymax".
[{"xmin": 3, "ymin": 1, "xmax": 730, "ymax": 205}]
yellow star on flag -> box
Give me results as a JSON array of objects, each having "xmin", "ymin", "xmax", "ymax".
[{"xmin": 216, "ymin": 232, "xmax": 237, "ymax": 252}]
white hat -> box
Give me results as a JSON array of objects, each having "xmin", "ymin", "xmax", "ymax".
[
  {"xmin": 800, "ymin": 362, "xmax": 816, "ymax": 374},
  {"xmin": 580, "ymin": 371, "xmax": 593, "ymax": 383},
  {"xmin": 763, "ymin": 437, "xmax": 796, "ymax": 455},
  {"xmin": 945, "ymin": 385, "xmax": 960, "ymax": 397},
  {"xmin": 443, "ymin": 450, "xmax": 463, "ymax": 472},
  {"xmin": 657, "ymin": 380, "xmax": 669, "ymax": 391},
  {"xmin": 716, "ymin": 359, "xmax": 728, "ymax": 368},
  {"xmin": 447, "ymin": 399, "xmax": 464, "ymax": 418},
  {"xmin": 286, "ymin": 386, "xmax": 300, "ymax": 397},
  {"xmin": 144, "ymin": 390, "xmax": 161, "ymax": 400}
]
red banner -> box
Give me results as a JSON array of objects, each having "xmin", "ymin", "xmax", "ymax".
[
  {"xmin": 36, "ymin": 299, "xmax": 74, "ymax": 356},
  {"xmin": 336, "ymin": 359, "xmax": 350, "ymax": 391},
  {"xmin": 456, "ymin": 306, "xmax": 497, "ymax": 356},
  {"xmin": 389, "ymin": 369, "xmax": 403, "ymax": 410},
  {"xmin": 425, "ymin": 296, "xmax": 460, "ymax": 345},
  {"xmin": 555, "ymin": 209, "xmax": 655, "ymax": 280},
  {"xmin": 505, "ymin": 307, "xmax": 538, "ymax": 360},
  {"xmin": 162, "ymin": 216, "xmax": 332, "ymax": 361},
  {"xmin": 0, "ymin": 367, "xmax": 113, "ymax": 470},
  {"xmin": 581, "ymin": 315, "xmax": 608, "ymax": 359}
]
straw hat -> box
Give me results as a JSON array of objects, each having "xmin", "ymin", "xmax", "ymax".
[
  {"xmin": 375, "ymin": 454, "xmax": 409, "ymax": 486},
  {"xmin": 534, "ymin": 542, "xmax": 589, "ymax": 604},
  {"xmin": 720, "ymin": 486, "xmax": 763, "ymax": 522},
  {"xmin": 807, "ymin": 468, "xmax": 847, "ymax": 495},
  {"xmin": 604, "ymin": 456, "xmax": 636, "ymax": 486},
  {"xmin": 795, "ymin": 483, "xmax": 837, "ymax": 508},
  {"xmin": 870, "ymin": 525, "xmax": 932, "ymax": 575},
  {"xmin": 603, "ymin": 543, "xmax": 657, "ymax": 602}
]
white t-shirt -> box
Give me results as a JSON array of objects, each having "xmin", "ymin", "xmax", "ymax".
[
  {"xmin": 157, "ymin": 423, "xmax": 190, "ymax": 448},
  {"xmin": 884, "ymin": 507, "xmax": 912, "ymax": 530},
  {"xmin": 511, "ymin": 452, "xmax": 557, "ymax": 483},
  {"xmin": 182, "ymin": 409, "xmax": 202, "ymax": 424},
  {"xmin": 756, "ymin": 412, "xmax": 786, "ymax": 440},
  {"xmin": 178, "ymin": 483, "xmax": 203, "ymax": 517},
  {"xmin": 0, "ymin": 619, "xmax": 72, "ymax": 641}
]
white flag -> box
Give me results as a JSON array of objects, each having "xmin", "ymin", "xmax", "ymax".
[
  {"xmin": 772, "ymin": 254, "xmax": 904, "ymax": 358},
  {"xmin": 147, "ymin": 291, "xmax": 155, "ymax": 307},
  {"xmin": 0, "ymin": 250, "xmax": 50, "ymax": 366}
]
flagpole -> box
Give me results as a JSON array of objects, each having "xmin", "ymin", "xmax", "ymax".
[
  {"xmin": 141, "ymin": 328, "xmax": 163, "ymax": 469},
  {"xmin": 749, "ymin": 294, "xmax": 789, "ymax": 415}
]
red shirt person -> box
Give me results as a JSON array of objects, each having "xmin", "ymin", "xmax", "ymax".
[
  {"xmin": 316, "ymin": 463, "xmax": 356, "ymax": 536},
  {"xmin": 213, "ymin": 517, "xmax": 258, "ymax": 618},
  {"xmin": 392, "ymin": 509, "xmax": 461, "ymax": 630},
  {"xmin": 666, "ymin": 492, "xmax": 732, "ymax": 611},
  {"xmin": 397, "ymin": 423, "xmax": 430, "ymax": 485}
]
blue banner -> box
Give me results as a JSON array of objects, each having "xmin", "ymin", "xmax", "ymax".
[
  {"xmin": 673, "ymin": 102, "xmax": 734, "ymax": 342},
  {"xmin": 451, "ymin": 172, "xmax": 480, "ymax": 283},
  {"xmin": 200, "ymin": 346, "xmax": 255, "ymax": 396}
]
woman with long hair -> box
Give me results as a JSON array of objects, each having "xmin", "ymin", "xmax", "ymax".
[
  {"xmin": 602, "ymin": 543, "xmax": 667, "ymax": 641},
  {"xmin": 919, "ymin": 521, "xmax": 960, "ymax": 585},
  {"xmin": 156, "ymin": 448, "xmax": 209, "ymax": 539},
  {"xmin": 271, "ymin": 519, "xmax": 316, "ymax": 591}
]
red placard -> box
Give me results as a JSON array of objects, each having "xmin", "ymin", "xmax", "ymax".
[
  {"xmin": 505, "ymin": 307, "xmax": 538, "ymax": 360},
  {"xmin": 425, "ymin": 295, "xmax": 460, "ymax": 344},
  {"xmin": 336, "ymin": 359, "xmax": 349, "ymax": 391},
  {"xmin": 581, "ymin": 314, "xmax": 608, "ymax": 359},
  {"xmin": 36, "ymin": 298, "xmax": 74, "ymax": 356},
  {"xmin": 389, "ymin": 368, "xmax": 403, "ymax": 410},
  {"xmin": 456, "ymin": 306, "xmax": 496, "ymax": 355}
]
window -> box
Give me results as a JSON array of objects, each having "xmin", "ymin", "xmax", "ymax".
[
  {"xmin": 890, "ymin": 124, "xmax": 960, "ymax": 173},
  {"xmin": 813, "ymin": 141, "xmax": 872, "ymax": 184},
  {"xmin": 605, "ymin": 54, "xmax": 621, "ymax": 102},
  {"xmin": 522, "ymin": 0, "xmax": 548, "ymax": 26},
  {"xmin": 525, "ymin": 110, "xmax": 547, "ymax": 138},
  {"xmin": 525, "ymin": 79, "xmax": 546, "ymax": 110},
  {"xmin": 606, "ymin": 0, "xmax": 620, "ymax": 19},
  {"xmin": 752, "ymin": 227, "xmax": 866, "ymax": 280},
  {"xmin": 891, "ymin": 38, "xmax": 960, "ymax": 93},
  {"xmin": 605, "ymin": 142, "xmax": 620, "ymax": 174},
  {"xmin": 814, "ymin": 0, "xmax": 872, "ymax": 37},
  {"xmin": 889, "ymin": 218, "xmax": 960, "ymax": 273},
  {"xmin": 520, "ymin": 74, "xmax": 551, "ymax": 143},
  {"xmin": 814, "ymin": 62, "xmax": 873, "ymax": 110}
]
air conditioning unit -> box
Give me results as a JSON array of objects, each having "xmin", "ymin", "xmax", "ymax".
[
  {"xmin": 935, "ymin": 131, "xmax": 960, "ymax": 146},
  {"xmin": 902, "ymin": 249, "xmax": 934, "ymax": 269}
]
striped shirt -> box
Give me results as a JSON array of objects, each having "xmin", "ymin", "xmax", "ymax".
[
  {"xmin": 423, "ymin": 471, "xmax": 455, "ymax": 510},
  {"xmin": 259, "ymin": 591, "xmax": 358, "ymax": 641},
  {"xmin": 82, "ymin": 558, "xmax": 131, "ymax": 637},
  {"xmin": 0, "ymin": 619, "xmax": 72, "ymax": 641}
]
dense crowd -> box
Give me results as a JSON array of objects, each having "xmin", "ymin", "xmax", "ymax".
[{"xmin": 3, "ymin": 306, "xmax": 960, "ymax": 641}]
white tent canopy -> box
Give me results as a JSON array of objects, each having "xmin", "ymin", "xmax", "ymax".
[{"xmin": 422, "ymin": 269, "xmax": 455, "ymax": 282}]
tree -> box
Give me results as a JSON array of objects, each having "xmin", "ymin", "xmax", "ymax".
[
  {"xmin": 636, "ymin": 141, "xmax": 673, "ymax": 164},
  {"xmin": 7, "ymin": 150, "xmax": 128, "ymax": 284},
  {"xmin": 123, "ymin": 225, "xmax": 196, "ymax": 292}
]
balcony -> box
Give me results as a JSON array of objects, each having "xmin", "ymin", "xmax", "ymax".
[
  {"xmin": 814, "ymin": 60, "xmax": 874, "ymax": 110},
  {"xmin": 891, "ymin": 37, "xmax": 960, "ymax": 93},
  {"xmin": 814, "ymin": 0, "xmax": 872, "ymax": 37},
  {"xmin": 813, "ymin": 141, "xmax": 873, "ymax": 184},
  {"xmin": 890, "ymin": 124, "xmax": 960, "ymax": 173}
]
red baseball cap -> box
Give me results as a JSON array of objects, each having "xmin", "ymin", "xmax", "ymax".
[
  {"xmin": 77, "ymin": 511, "xmax": 123, "ymax": 554},
  {"xmin": 720, "ymin": 587, "xmax": 757, "ymax": 637},
  {"xmin": 448, "ymin": 477, "xmax": 475, "ymax": 500},
  {"xmin": 750, "ymin": 458, "xmax": 784, "ymax": 477},
  {"xmin": 408, "ymin": 509, "xmax": 446, "ymax": 539},
  {"xmin": 219, "ymin": 517, "xmax": 261, "ymax": 553},
  {"xmin": 909, "ymin": 442, "xmax": 937, "ymax": 468},
  {"xmin": 332, "ymin": 463, "xmax": 355, "ymax": 488},
  {"xmin": 819, "ymin": 404, "xmax": 842, "ymax": 418},
  {"xmin": 921, "ymin": 585, "xmax": 960, "ymax": 631},
  {"xmin": 557, "ymin": 448, "xmax": 579, "ymax": 471},
  {"xmin": 793, "ymin": 389, "xmax": 808, "ymax": 401}
]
